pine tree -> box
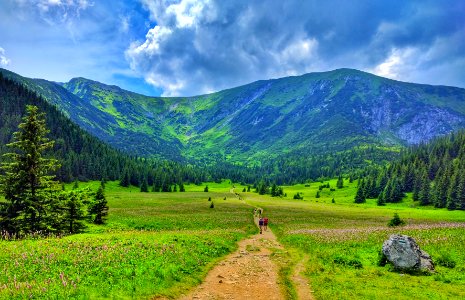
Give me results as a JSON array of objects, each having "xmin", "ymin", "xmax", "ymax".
[
  {"xmin": 204, "ymin": 185, "xmax": 209, "ymax": 192},
  {"xmin": 446, "ymin": 171, "xmax": 459, "ymax": 210},
  {"xmin": 140, "ymin": 177, "xmax": 148, "ymax": 192},
  {"xmin": 456, "ymin": 165, "xmax": 465, "ymax": 210},
  {"xmin": 418, "ymin": 169, "xmax": 431, "ymax": 206},
  {"xmin": 354, "ymin": 179, "xmax": 366, "ymax": 203},
  {"xmin": 179, "ymin": 182, "xmax": 185, "ymax": 192},
  {"xmin": 89, "ymin": 185, "xmax": 108, "ymax": 224},
  {"xmin": 63, "ymin": 190, "xmax": 88, "ymax": 233},
  {"xmin": 377, "ymin": 190, "xmax": 386, "ymax": 206},
  {"xmin": 336, "ymin": 175, "xmax": 344, "ymax": 189},
  {"xmin": 119, "ymin": 168, "xmax": 130, "ymax": 187},
  {"xmin": 0, "ymin": 105, "xmax": 60, "ymax": 235}
]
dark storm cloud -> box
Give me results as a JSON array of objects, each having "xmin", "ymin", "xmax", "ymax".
[{"xmin": 127, "ymin": 0, "xmax": 465, "ymax": 96}]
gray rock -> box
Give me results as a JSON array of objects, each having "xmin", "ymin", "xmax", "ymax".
[{"xmin": 382, "ymin": 234, "xmax": 435, "ymax": 273}]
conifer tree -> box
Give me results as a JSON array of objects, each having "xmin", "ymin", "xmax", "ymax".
[
  {"xmin": 337, "ymin": 175, "xmax": 344, "ymax": 189},
  {"xmin": 0, "ymin": 105, "xmax": 60, "ymax": 234},
  {"xmin": 418, "ymin": 168, "xmax": 431, "ymax": 205},
  {"xmin": 63, "ymin": 190, "xmax": 88, "ymax": 233},
  {"xmin": 140, "ymin": 177, "xmax": 148, "ymax": 192},
  {"xmin": 179, "ymin": 182, "xmax": 185, "ymax": 192},
  {"xmin": 119, "ymin": 168, "xmax": 130, "ymax": 187},
  {"xmin": 377, "ymin": 190, "xmax": 386, "ymax": 206},
  {"xmin": 354, "ymin": 179, "xmax": 366, "ymax": 203},
  {"xmin": 89, "ymin": 185, "xmax": 108, "ymax": 224}
]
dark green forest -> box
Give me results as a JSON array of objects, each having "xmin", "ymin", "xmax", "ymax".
[{"xmin": 356, "ymin": 131, "xmax": 465, "ymax": 210}]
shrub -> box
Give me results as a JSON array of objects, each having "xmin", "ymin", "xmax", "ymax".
[
  {"xmin": 333, "ymin": 255, "xmax": 363, "ymax": 269},
  {"xmin": 293, "ymin": 193, "xmax": 303, "ymax": 200},
  {"xmin": 209, "ymin": 202, "xmax": 214, "ymax": 208},
  {"xmin": 436, "ymin": 253, "xmax": 456, "ymax": 268},
  {"xmin": 388, "ymin": 213, "xmax": 405, "ymax": 227}
]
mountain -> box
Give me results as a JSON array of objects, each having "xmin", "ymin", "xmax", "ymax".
[
  {"xmin": 2, "ymin": 68, "xmax": 465, "ymax": 166},
  {"xmin": 0, "ymin": 72, "xmax": 207, "ymax": 184}
]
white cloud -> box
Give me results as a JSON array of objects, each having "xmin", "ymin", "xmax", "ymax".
[
  {"xmin": 127, "ymin": 0, "xmax": 324, "ymax": 96},
  {"xmin": 370, "ymin": 48, "xmax": 417, "ymax": 80},
  {"xmin": 127, "ymin": 0, "xmax": 465, "ymax": 95},
  {"xmin": 14, "ymin": 0, "xmax": 93, "ymax": 24},
  {"xmin": 0, "ymin": 47, "xmax": 11, "ymax": 66}
]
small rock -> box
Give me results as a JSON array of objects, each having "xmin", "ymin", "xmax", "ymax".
[
  {"xmin": 219, "ymin": 280, "xmax": 223, "ymax": 283},
  {"xmin": 217, "ymin": 275, "xmax": 225, "ymax": 279}
]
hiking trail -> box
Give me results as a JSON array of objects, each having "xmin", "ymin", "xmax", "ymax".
[{"xmin": 178, "ymin": 189, "xmax": 314, "ymax": 300}]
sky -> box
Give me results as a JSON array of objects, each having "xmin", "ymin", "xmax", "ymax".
[{"xmin": 1, "ymin": 0, "xmax": 464, "ymax": 97}]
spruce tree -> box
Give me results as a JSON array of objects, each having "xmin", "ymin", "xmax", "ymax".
[
  {"xmin": 336, "ymin": 175, "xmax": 344, "ymax": 189},
  {"xmin": 89, "ymin": 185, "xmax": 108, "ymax": 224},
  {"xmin": 63, "ymin": 190, "xmax": 87, "ymax": 233},
  {"xmin": 377, "ymin": 190, "xmax": 386, "ymax": 206},
  {"xmin": 119, "ymin": 168, "xmax": 130, "ymax": 187},
  {"xmin": 0, "ymin": 105, "xmax": 60, "ymax": 235},
  {"xmin": 354, "ymin": 179, "xmax": 366, "ymax": 203},
  {"xmin": 140, "ymin": 177, "xmax": 148, "ymax": 192},
  {"xmin": 179, "ymin": 182, "xmax": 185, "ymax": 192},
  {"xmin": 418, "ymin": 169, "xmax": 431, "ymax": 206}
]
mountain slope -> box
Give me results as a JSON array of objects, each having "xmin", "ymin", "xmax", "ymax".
[{"xmin": 2, "ymin": 68, "xmax": 465, "ymax": 165}]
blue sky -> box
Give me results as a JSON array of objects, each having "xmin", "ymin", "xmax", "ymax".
[{"xmin": 1, "ymin": 0, "xmax": 464, "ymax": 97}]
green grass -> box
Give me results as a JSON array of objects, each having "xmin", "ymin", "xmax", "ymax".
[
  {"xmin": 243, "ymin": 179, "xmax": 465, "ymax": 299},
  {"xmin": 0, "ymin": 181, "xmax": 256, "ymax": 299},
  {"xmin": 2, "ymin": 179, "xmax": 465, "ymax": 299}
]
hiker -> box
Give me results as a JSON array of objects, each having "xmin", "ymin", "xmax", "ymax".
[
  {"xmin": 263, "ymin": 217, "xmax": 269, "ymax": 231},
  {"xmin": 258, "ymin": 217, "xmax": 264, "ymax": 234}
]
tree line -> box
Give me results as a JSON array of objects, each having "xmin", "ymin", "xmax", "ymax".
[{"xmin": 354, "ymin": 130, "xmax": 465, "ymax": 209}]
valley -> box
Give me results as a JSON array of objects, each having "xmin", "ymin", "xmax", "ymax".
[{"xmin": 1, "ymin": 180, "xmax": 465, "ymax": 299}]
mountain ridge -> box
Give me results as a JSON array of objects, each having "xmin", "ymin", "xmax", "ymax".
[{"xmin": 2, "ymin": 67, "xmax": 465, "ymax": 166}]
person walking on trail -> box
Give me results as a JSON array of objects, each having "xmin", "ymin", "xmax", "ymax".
[
  {"xmin": 263, "ymin": 217, "xmax": 269, "ymax": 231},
  {"xmin": 258, "ymin": 217, "xmax": 264, "ymax": 234}
]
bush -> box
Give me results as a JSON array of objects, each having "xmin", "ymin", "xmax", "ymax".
[
  {"xmin": 293, "ymin": 193, "xmax": 303, "ymax": 200},
  {"xmin": 209, "ymin": 202, "xmax": 214, "ymax": 208},
  {"xmin": 436, "ymin": 253, "xmax": 456, "ymax": 268},
  {"xmin": 388, "ymin": 213, "xmax": 405, "ymax": 227},
  {"xmin": 333, "ymin": 255, "xmax": 363, "ymax": 269}
]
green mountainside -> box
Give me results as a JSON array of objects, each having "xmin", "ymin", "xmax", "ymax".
[
  {"xmin": 2, "ymin": 68, "xmax": 465, "ymax": 167},
  {"xmin": 0, "ymin": 72, "xmax": 207, "ymax": 184}
]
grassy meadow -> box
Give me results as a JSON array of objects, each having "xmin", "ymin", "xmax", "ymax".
[
  {"xmin": 1, "ymin": 179, "xmax": 465, "ymax": 299},
  {"xmin": 244, "ymin": 178, "xmax": 465, "ymax": 299},
  {"xmin": 0, "ymin": 181, "xmax": 256, "ymax": 299}
]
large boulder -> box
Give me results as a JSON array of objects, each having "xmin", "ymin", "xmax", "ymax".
[{"xmin": 381, "ymin": 234, "xmax": 435, "ymax": 273}]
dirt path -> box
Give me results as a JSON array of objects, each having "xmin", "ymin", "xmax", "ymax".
[
  {"xmin": 179, "ymin": 188, "xmax": 314, "ymax": 300},
  {"xmin": 180, "ymin": 215, "xmax": 284, "ymax": 300},
  {"xmin": 291, "ymin": 255, "xmax": 314, "ymax": 300}
]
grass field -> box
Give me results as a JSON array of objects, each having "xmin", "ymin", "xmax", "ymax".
[
  {"xmin": 244, "ymin": 178, "xmax": 465, "ymax": 299},
  {"xmin": 0, "ymin": 181, "xmax": 256, "ymax": 299},
  {"xmin": 1, "ymin": 179, "xmax": 465, "ymax": 299}
]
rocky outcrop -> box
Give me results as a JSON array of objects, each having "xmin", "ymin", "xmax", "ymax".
[{"xmin": 381, "ymin": 234, "xmax": 435, "ymax": 273}]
